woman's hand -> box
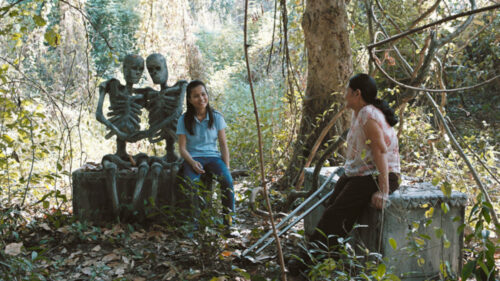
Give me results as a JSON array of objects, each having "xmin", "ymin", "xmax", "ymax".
[
  {"xmin": 191, "ymin": 160, "xmax": 205, "ymax": 174},
  {"xmin": 371, "ymin": 191, "xmax": 389, "ymax": 209}
]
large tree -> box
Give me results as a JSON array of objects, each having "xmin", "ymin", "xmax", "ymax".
[{"xmin": 279, "ymin": 0, "xmax": 352, "ymax": 189}]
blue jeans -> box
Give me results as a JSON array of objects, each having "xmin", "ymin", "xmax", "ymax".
[{"xmin": 183, "ymin": 157, "xmax": 235, "ymax": 224}]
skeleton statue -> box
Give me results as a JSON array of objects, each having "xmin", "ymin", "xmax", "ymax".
[
  {"xmin": 132, "ymin": 53, "xmax": 187, "ymax": 162},
  {"xmin": 128, "ymin": 53, "xmax": 187, "ymax": 208},
  {"xmin": 96, "ymin": 54, "xmax": 151, "ymax": 215}
]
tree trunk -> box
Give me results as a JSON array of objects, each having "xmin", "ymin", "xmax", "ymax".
[{"xmin": 279, "ymin": 0, "xmax": 352, "ymax": 189}]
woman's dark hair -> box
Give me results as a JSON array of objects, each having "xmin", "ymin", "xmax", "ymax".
[
  {"xmin": 184, "ymin": 80, "xmax": 214, "ymax": 135},
  {"xmin": 348, "ymin": 73, "xmax": 398, "ymax": 127}
]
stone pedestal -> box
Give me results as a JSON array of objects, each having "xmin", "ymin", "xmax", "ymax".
[
  {"xmin": 72, "ymin": 164, "xmax": 184, "ymax": 223},
  {"xmin": 304, "ymin": 167, "xmax": 467, "ymax": 280}
]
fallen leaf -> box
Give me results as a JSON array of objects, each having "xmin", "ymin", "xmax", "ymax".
[
  {"xmin": 114, "ymin": 264, "xmax": 126, "ymax": 276},
  {"xmin": 91, "ymin": 245, "xmax": 101, "ymax": 252},
  {"xmin": 130, "ymin": 231, "xmax": 145, "ymax": 239},
  {"xmin": 221, "ymin": 251, "xmax": 232, "ymax": 257},
  {"xmin": 211, "ymin": 277, "xmax": 228, "ymax": 281},
  {"xmin": 68, "ymin": 250, "xmax": 82, "ymax": 259},
  {"xmin": 163, "ymin": 268, "xmax": 177, "ymax": 280},
  {"xmin": 186, "ymin": 270, "xmax": 202, "ymax": 280},
  {"xmin": 5, "ymin": 242, "xmax": 23, "ymax": 256},
  {"xmin": 133, "ymin": 278, "xmax": 146, "ymax": 281},
  {"xmin": 102, "ymin": 253, "xmax": 119, "ymax": 263},
  {"xmin": 81, "ymin": 267, "xmax": 93, "ymax": 275},
  {"xmin": 40, "ymin": 223, "xmax": 51, "ymax": 231},
  {"xmin": 57, "ymin": 225, "xmax": 71, "ymax": 234},
  {"xmin": 122, "ymin": 255, "xmax": 130, "ymax": 264}
]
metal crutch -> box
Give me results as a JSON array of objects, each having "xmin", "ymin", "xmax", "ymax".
[{"xmin": 242, "ymin": 167, "xmax": 343, "ymax": 257}]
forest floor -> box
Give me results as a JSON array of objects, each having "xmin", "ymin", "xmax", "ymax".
[
  {"xmin": 3, "ymin": 176, "xmax": 499, "ymax": 280},
  {"xmin": 1, "ymin": 179, "xmax": 306, "ymax": 280}
]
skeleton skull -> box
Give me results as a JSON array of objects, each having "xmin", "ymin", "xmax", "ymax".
[
  {"xmin": 146, "ymin": 53, "xmax": 168, "ymax": 85},
  {"xmin": 123, "ymin": 55, "xmax": 144, "ymax": 84}
]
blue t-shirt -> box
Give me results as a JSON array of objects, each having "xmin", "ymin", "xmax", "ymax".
[{"xmin": 176, "ymin": 111, "xmax": 227, "ymax": 158}]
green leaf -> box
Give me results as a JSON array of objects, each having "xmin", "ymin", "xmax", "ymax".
[
  {"xmin": 461, "ymin": 261, "xmax": 475, "ymax": 280},
  {"xmin": 43, "ymin": 201, "xmax": 49, "ymax": 209},
  {"xmin": 44, "ymin": 29, "xmax": 61, "ymax": 47},
  {"xmin": 443, "ymin": 237, "xmax": 451, "ymax": 249},
  {"xmin": 389, "ymin": 237, "xmax": 397, "ymax": 250},
  {"xmin": 431, "ymin": 177, "xmax": 440, "ymax": 186},
  {"xmin": 425, "ymin": 207, "xmax": 434, "ymax": 218},
  {"xmin": 31, "ymin": 251, "xmax": 38, "ymax": 260},
  {"xmin": 33, "ymin": 15, "xmax": 46, "ymax": 27},
  {"xmin": 376, "ymin": 263, "xmax": 386, "ymax": 278},
  {"xmin": 441, "ymin": 202, "xmax": 449, "ymax": 214},
  {"xmin": 440, "ymin": 181, "xmax": 452, "ymax": 197},
  {"xmin": 434, "ymin": 227, "xmax": 444, "ymax": 238},
  {"xmin": 477, "ymin": 260, "xmax": 489, "ymax": 276},
  {"xmin": 414, "ymin": 237, "xmax": 426, "ymax": 246}
]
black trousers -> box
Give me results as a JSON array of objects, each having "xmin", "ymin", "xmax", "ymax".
[{"xmin": 309, "ymin": 172, "xmax": 400, "ymax": 246}]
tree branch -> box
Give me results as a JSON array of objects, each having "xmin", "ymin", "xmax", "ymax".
[
  {"xmin": 0, "ymin": 0, "xmax": 25, "ymax": 18},
  {"xmin": 369, "ymin": 50, "xmax": 500, "ymax": 93},
  {"xmin": 367, "ymin": 3, "xmax": 500, "ymax": 50}
]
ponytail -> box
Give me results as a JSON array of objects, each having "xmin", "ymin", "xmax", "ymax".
[{"xmin": 349, "ymin": 73, "xmax": 398, "ymax": 127}]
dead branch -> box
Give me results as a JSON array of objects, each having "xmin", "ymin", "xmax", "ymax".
[
  {"xmin": 243, "ymin": 0, "xmax": 287, "ymax": 279},
  {"xmin": 367, "ymin": 3, "xmax": 499, "ymax": 50}
]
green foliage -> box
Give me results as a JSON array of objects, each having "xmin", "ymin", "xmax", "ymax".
[
  {"xmin": 86, "ymin": 0, "xmax": 141, "ymax": 78},
  {"xmin": 295, "ymin": 230, "xmax": 399, "ymax": 281}
]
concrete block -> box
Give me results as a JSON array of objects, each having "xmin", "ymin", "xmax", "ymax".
[{"xmin": 303, "ymin": 167, "xmax": 467, "ymax": 280}]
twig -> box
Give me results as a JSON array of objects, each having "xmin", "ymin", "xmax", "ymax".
[
  {"xmin": 266, "ymin": 0, "xmax": 278, "ymax": 74},
  {"xmin": 367, "ymin": 3, "xmax": 499, "ymax": 50},
  {"xmin": 21, "ymin": 118, "xmax": 35, "ymax": 207},
  {"xmin": 0, "ymin": 0, "xmax": 25, "ymax": 18},
  {"xmin": 369, "ymin": 49, "xmax": 500, "ymax": 93},
  {"xmin": 293, "ymin": 106, "xmax": 346, "ymax": 189},
  {"xmin": 243, "ymin": 0, "xmax": 287, "ymax": 279}
]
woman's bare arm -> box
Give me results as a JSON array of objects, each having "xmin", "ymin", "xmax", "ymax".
[
  {"xmin": 364, "ymin": 119, "xmax": 389, "ymax": 209},
  {"xmin": 218, "ymin": 129, "xmax": 230, "ymax": 170}
]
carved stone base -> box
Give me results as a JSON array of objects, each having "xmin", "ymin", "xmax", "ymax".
[{"xmin": 72, "ymin": 164, "xmax": 186, "ymax": 223}]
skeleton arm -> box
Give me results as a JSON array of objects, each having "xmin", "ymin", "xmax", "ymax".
[
  {"xmin": 96, "ymin": 81, "xmax": 128, "ymax": 140},
  {"xmin": 146, "ymin": 80, "xmax": 187, "ymax": 136}
]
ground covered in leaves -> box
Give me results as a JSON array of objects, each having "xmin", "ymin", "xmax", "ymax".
[{"xmin": 1, "ymin": 180, "xmax": 306, "ymax": 280}]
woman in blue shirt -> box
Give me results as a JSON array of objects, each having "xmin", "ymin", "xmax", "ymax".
[{"xmin": 176, "ymin": 80, "xmax": 234, "ymax": 226}]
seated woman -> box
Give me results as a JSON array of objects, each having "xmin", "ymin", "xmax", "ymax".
[
  {"xmin": 176, "ymin": 80, "xmax": 235, "ymax": 227},
  {"xmin": 310, "ymin": 73, "xmax": 400, "ymax": 245},
  {"xmin": 289, "ymin": 74, "xmax": 400, "ymax": 275}
]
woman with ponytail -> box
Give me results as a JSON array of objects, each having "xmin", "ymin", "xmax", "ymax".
[
  {"xmin": 309, "ymin": 73, "xmax": 401, "ymax": 252},
  {"xmin": 176, "ymin": 80, "xmax": 234, "ymax": 229}
]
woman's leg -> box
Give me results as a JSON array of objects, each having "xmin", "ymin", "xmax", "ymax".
[
  {"xmin": 182, "ymin": 159, "xmax": 204, "ymax": 226},
  {"xmin": 310, "ymin": 175, "xmax": 378, "ymax": 247},
  {"xmin": 204, "ymin": 157, "xmax": 235, "ymax": 224}
]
